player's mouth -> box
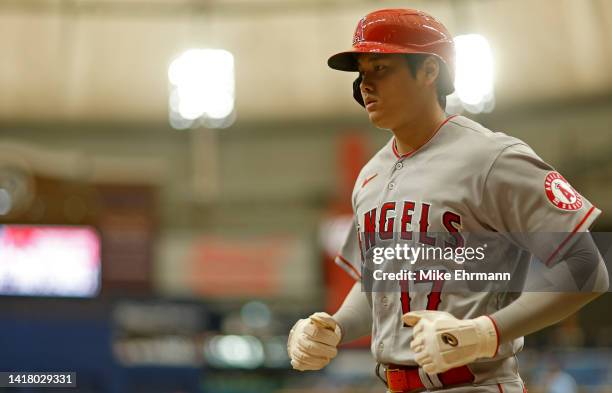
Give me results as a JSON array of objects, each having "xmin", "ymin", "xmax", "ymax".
[{"xmin": 364, "ymin": 97, "xmax": 378, "ymax": 110}]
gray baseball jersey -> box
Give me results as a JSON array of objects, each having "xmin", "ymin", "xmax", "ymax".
[{"xmin": 335, "ymin": 114, "xmax": 601, "ymax": 386}]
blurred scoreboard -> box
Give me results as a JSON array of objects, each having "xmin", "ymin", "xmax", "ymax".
[{"xmin": 0, "ymin": 225, "xmax": 101, "ymax": 297}]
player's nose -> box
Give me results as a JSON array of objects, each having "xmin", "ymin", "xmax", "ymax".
[{"xmin": 360, "ymin": 75, "xmax": 375, "ymax": 95}]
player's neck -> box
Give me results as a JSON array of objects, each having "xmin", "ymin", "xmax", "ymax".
[{"xmin": 391, "ymin": 105, "xmax": 447, "ymax": 156}]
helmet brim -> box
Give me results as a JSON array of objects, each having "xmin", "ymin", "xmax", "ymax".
[
  {"xmin": 327, "ymin": 42, "xmax": 432, "ymax": 71},
  {"xmin": 328, "ymin": 42, "xmax": 455, "ymax": 95}
]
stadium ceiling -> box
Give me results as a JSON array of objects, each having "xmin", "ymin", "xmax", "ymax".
[{"xmin": 1, "ymin": 0, "xmax": 611, "ymax": 123}]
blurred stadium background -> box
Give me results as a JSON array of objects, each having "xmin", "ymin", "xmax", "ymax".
[{"xmin": 0, "ymin": 0, "xmax": 611, "ymax": 392}]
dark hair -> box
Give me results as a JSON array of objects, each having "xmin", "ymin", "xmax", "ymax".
[{"xmin": 404, "ymin": 54, "xmax": 449, "ymax": 110}]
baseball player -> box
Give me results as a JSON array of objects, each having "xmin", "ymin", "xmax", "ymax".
[{"xmin": 287, "ymin": 8, "xmax": 609, "ymax": 393}]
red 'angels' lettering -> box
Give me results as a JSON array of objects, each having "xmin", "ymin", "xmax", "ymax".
[
  {"xmin": 401, "ymin": 272, "xmax": 447, "ymax": 326},
  {"xmin": 362, "ymin": 201, "xmax": 463, "ymax": 251}
]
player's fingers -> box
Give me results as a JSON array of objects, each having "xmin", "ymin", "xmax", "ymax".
[
  {"xmin": 309, "ymin": 313, "xmax": 337, "ymax": 330},
  {"xmin": 303, "ymin": 325, "xmax": 340, "ymax": 346},
  {"xmin": 291, "ymin": 358, "xmax": 323, "ymax": 371},
  {"xmin": 303, "ymin": 322, "xmax": 338, "ymax": 340},
  {"xmin": 290, "ymin": 348, "xmax": 329, "ymax": 363},
  {"xmin": 291, "ymin": 355, "xmax": 329, "ymax": 371},
  {"xmin": 410, "ymin": 335, "xmax": 424, "ymax": 352},
  {"xmin": 297, "ymin": 340, "xmax": 337, "ymax": 358},
  {"xmin": 402, "ymin": 312, "xmax": 423, "ymax": 326},
  {"xmin": 414, "ymin": 351, "xmax": 431, "ymax": 365},
  {"xmin": 411, "ymin": 343, "xmax": 425, "ymax": 354},
  {"xmin": 404, "ymin": 310, "xmax": 449, "ymax": 325},
  {"xmin": 291, "ymin": 358, "xmax": 308, "ymax": 371},
  {"xmin": 413, "ymin": 322, "xmax": 425, "ymax": 335},
  {"xmin": 291, "ymin": 358, "xmax": 319, "ymax": 371}
]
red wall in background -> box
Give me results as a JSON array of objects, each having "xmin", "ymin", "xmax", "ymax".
[{"xmin": 323, "ymin": 132, "xmax": 370, "ymax": 348}]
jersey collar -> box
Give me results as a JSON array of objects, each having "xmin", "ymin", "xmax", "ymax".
[{"xmin": 392, "ymin": 114, "xmax": 458, "ymax": 159}]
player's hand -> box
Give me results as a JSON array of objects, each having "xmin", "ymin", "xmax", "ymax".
[
  {"xmin": 287, "ymin": 312, "xmax": 342, "ymax": 371},
  {"xmin": 403, "ymin": 310, "xmax": 498, "ymax": 374}
]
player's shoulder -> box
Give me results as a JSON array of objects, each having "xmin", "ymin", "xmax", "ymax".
[
  {"xmin": 447, "ymin": 115, "xmax": 521, "ymax": 149},
  {"xmin": 359, "ymin": 137, "xmax": 393, "ymax": 172},
  {"xmin": 445, "ymin": 115, "xmax": 535, "ymax": 158}
]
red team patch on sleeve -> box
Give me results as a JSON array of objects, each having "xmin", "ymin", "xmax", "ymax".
[{"xmin": 544, "ymin": 172, "xmax": 583, "ymax": 211}]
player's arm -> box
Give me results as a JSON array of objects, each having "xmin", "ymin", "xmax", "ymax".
[
  {"xmin": 489, "ymin": 232, "xmax": 609, "ymax": 343},
  {"xmin": 333, "ymin": 281, "xmax": 372, "ymax": 343},
  {"xmin": 404, "ymin": 234, "xmax": 608, "ymax": 375},
  {"xmin": 287, "ymin": 282, "xmax": 371, "ymax": 371},
  {"xmin": 404, "ymin": 143, "xmax": 609, "ymax": 374},
  {"xmin": 481, "ymin": 143, "xmax": 610, "ymax": 343},
  {"xmin": 287, "ymin": 220, "xmax": 371, "ymax": 371}
]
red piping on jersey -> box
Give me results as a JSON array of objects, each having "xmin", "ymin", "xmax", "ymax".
[
  {"xmin": 362, "ymin": 173, "xmax": 378, "ymax": 188},
  {"xmin": 545, "ymin": 205, "xmax": 596, "ymax": 266},
  {"xmin": 392, "ymin": 114, "xmax": 458, "ymax": 159},
  {"xmin": 497, "ymin": 383, "xmax": 504, "ymax": 393},
  {"xmin": 486, "ymin": 315, "xmax": 500, "ymax": 357},
  {"xmin": 335, "ymin": 254, "xmax": 361, "ymax": 279}
]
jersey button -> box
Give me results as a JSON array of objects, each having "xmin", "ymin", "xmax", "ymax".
[
  {"xmin": 395, "ymin": 162, "xmax": 403, "ymax": 170},
  {"xmin": 388, "ymin": 182, "xmax": 395, "ymax": 190},
  {"xmin": 381, "ymin": 296, "xmax": 388, "ymax": 307},
  {"xmin": 379, "ymin": 342, "xmax": 384, "ymax": 351}
]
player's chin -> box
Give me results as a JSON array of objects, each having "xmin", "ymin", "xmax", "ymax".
[{"xmin": 367, "ymin": 111, "xmax": 392, "ymax": 129}]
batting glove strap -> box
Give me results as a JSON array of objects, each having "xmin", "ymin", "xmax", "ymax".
[{"xmin": 473, "ymin": 316, "xmax": 499, "ymax": 358}]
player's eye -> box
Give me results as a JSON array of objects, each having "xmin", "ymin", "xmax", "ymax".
[{"xmin": 374, "ymin": 64, "xmax": 387, "ymax": 72}]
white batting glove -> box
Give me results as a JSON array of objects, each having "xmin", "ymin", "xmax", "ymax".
[
  {"xmin": 403, "ymin": 310, "xmax": 498, "ymax": 374},
  {"xmin": 287, "ymin": 312, "xmax": 342, "ymax": 371}
]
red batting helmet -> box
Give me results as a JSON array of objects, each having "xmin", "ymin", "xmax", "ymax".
[{"xmin": 328, "ymin": 8, "xmax": 456, "ymax": 106}]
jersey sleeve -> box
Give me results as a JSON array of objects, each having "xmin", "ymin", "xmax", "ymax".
[
  {"xmin": 481, "ymin": 143, "xmax": 602, "ymax": 265},
  {"xmin": 334, "ymin": 218, "xmax": 363, "ymax": 281}
]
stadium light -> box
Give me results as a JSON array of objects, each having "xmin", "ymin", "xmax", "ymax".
[
  {"xmin": 448, "ymin": 34, "xmax": 495, "ymax": 114},
  {"xmin": 168, "ymin": 49, "xmax": 235, "ymax": 129}
]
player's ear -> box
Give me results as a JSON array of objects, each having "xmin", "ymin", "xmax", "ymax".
[{"xmin": 420, "ymin": 56, "xmax": 440, "ymax": 86}]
